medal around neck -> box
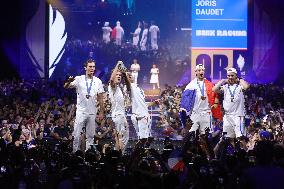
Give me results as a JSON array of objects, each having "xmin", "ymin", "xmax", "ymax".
[
  {"xmin": 85, "ymin": 76, "xmax": 93, "ymax": 100},
  {"xmin": 228, "ymin": 84, "xmax": 238, "ymax": 103},
  {"xmin": 197, "ymin": 80, "xmax": 205, "ymax": 101}
]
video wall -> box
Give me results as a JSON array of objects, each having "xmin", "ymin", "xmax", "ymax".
[
  {"xmin": 191, "ymin": 0, "xmax": 249, "ymax": 82},
  {"xmin": 192, "ymin": 0, "xmax": 247, "ymax": 49},
  {"xmin": 19, "ymin": 0, "xmax": 282, "ymax": 84},
  {"xmin": 47, "ymin": 0, "xmax": 191, "ymax": 86}
]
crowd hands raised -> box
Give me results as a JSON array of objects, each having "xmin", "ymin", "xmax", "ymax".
[{"xmin": 1, "ymin": 76, "xmax": 284, "ymax": 188}]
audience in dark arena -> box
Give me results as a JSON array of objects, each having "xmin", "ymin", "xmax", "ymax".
[
  {"xmin": 0, "ymin": 78, "xmax": 284, "ymax": 189},
  {"xmin": 1, "ymin": 1, "xmax": 284, "ymax": 189}
]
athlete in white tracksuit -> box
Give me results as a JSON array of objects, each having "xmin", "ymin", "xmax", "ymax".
[
  {"xmin": 149, "ymin": 21, "xmax": 160, "ymax": 50},
  {"xmin": 114, "ymin": 21, "xmax": 124, "ymax": 46},
  {"xmin": 184, "ymin": 64, "xmax": 213, "ymax": 135},
  {"xmin": 213, "ymin": 67, "xmax": 250, "ymax": 138},
  {"xmin": 129, "ymin": 81, "xmax": 151, "ymax": 139},
  {"xmin": 132, "ymin": 22, "xmax": 142, "ymax": 48},
  {"xmin": 130, "ymin": 59, "xmax": 140, "ymax": 84},
  {"xmin": 108, "ymin": 64, "xmax": 130, "ymax": 151},
  {"xmin": 64, "ymin": 60, "xmax": 104, "ymax": 152},
  {"xmin": 102, "ymin": 22, "xmax": 112, "ymax": 43},
  {"xmin": 140, "ymin": 22, "xmax": 148, "ymax": 51}
]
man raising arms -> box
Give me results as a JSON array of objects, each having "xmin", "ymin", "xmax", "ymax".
[{"xmin": 212, "ymin": 68, "xmax": 249, "ymax": 139}]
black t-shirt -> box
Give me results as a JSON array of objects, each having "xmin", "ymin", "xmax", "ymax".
[
  {"xmin": 53, "ymin": 126, "xmax": 70, "ymax": 138},
  {"xmin": 36, "ymin": 125, "xmax": 51, "ymax": 138}
]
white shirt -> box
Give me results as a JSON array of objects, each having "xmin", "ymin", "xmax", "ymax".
[
  {"xmin": 184, "ymin": 78, "xmax": 210, "ymax": 114},
  {"xmin": 131, "ymin": 63, "xmax": 140, "ymax": 72},
  {"xmin": 108, "ymin": 85, "xmax": 125, "ymax": 116},
  {"xmin": 102, "ymin": 26, "xmax": 112, "ymax": 39},
  {"xmin": 69, "ymin": 75, "xmax": 104, "ymax": 114},
  {"xmin": 149, "ymin": 25, "xmax": 159, "ymax": 39},
  {"xmin": 141, "ymin": 28, "xmax": 148, "ymax": 42},
  {"xmin": 115, "ymin": 26, "xmax": 124, "ymax": 39},
  {"xmin": 131, "ymin": 83, "xmax": 149, "ymax": 117},
  {"xmin": 133, "ymin": 27, "xmax": 141, "ymax": 45},
  {"xmin": 150, "ymin": 68, "xmax": 159, "ymax": 74},
  {"xmin": 222, "ymin": 84, "xmax": 246, "ymax": 116}
]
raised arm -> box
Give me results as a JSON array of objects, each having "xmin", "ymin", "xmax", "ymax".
[
  {"xmin": 211, "ymin": 97, "xmax": 219, "ymax": 109},
  {"xmin": 109, "ymin": 64, "xmax": 121, "ymax": 88},
  {"xmin": 239, "ymin": 78, "xmax": 250, "ymax": 91},
  {"xmin": 97, "ymin": 93, "xmax": 105, "ymax": 117},
  {"xmin": 64, "ymin": 76, "xmax": 75, "ymax": 89},
  {"xmin": 212, "ymin": 79, "xmax": 227, "ymax": 93},
  {"xmin": 67, "ymin": 104, "xmax": 76, "ymax": 123}
]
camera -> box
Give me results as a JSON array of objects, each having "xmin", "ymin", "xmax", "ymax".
[
  {"xmin": 54, "ymin": 143, "xmax": 60, "ymax": 151},
  {"xmin": 116, "ymin": 163, "xmax": 125, "ymax": 176},
  {"xmin": 0, "ymin": 166, "xmax": 7, "ymax": 174},
  {"xmin": 248, "ymin": 156, "xmax": 256, "ymax": 164},
  {"xmin": 11, "ymin": 124, "xmax": 18, "ymax": 130},
  {"xmin": 21, "ymin": 141, "xmax": 28, "ymax": 151},
  {"xmin": 90, "ymin": 144, "xmax": 97, "ymax": 152},
  {"xmin": 199, "ymin": 166, "xmax": 207, "ymax": 175},
  {"xmin": 222, "ymin": 132, "xmax": 229, "ymax": 142}
]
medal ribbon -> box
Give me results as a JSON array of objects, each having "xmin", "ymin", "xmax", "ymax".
[
  {"xmin": 85, "ymin": 76, "xmax": 93, "ymax": 97},
  {"xmin": 197, "ymin": 80, "xmax": 205, "ymax": 97},
  {"xmin": 228, "ymin": 84, "xmax": 238, "ymax": 100}
]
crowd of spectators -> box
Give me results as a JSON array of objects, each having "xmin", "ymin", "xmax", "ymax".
[{"xmin": 0, "ymin": 79, "xmax": 284, "ymax": 188}]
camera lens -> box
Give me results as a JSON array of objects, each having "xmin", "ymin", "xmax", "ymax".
[{"xmin": 1, "ymin": 166, "xmax": 7, "ymax": 173}]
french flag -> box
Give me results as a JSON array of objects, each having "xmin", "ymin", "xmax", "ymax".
[{"xmin": 167, "ymin": 149, "xmax": 185, "ymax": 171}]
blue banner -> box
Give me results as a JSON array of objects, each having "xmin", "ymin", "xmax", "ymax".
[{"xmin": 192, "ymin": 0, "xmax": 247, "ymax": 49}]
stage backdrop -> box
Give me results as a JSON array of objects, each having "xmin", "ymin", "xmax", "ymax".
[
  {"xmin": 191, "ymin": 0, "xmax": 249, "ymax": 83},
  {"xmin": 2, "ymin": 0, "xmax": 281, "ymax": 84}
]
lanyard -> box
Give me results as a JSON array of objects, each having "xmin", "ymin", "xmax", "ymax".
[
  {"xmin": 228, "ymin": 84, "xmax": 238, "ymax": 99},
  {"xmin": 197, "ymin": 80, "xmax": 205, "ymax": 97},
  {"xmin": 85, "ymin": 76, "xmax": 93, "ymax": 97}
]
